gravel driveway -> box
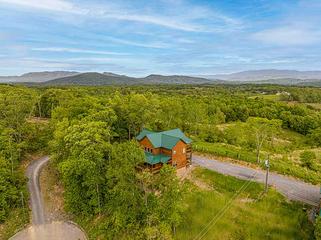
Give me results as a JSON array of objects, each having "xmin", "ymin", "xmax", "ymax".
[
  {"xmin": 10, "ymin": 156, "xmax": 87, "ymax": 240},
  {"xmin": 193, "ymin": 155, "xmax": 320, "ymax": 206}
]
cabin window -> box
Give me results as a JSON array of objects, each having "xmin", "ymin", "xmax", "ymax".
[
  {"xmin": 183, "ymin": 148, "xmax": 186, "ymax": 153},
  {"xmin": 173, "ymin": 150, "xmax": 176, "ymax": 154}
]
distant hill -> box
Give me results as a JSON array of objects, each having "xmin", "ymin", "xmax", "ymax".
[
  {"xmin": 235, "ymin": 78, "xmax": 321, "ymax": 86},
  {"xmin": 0, "ymin": 71, "xmax": 79, "ymax": 83},
  {"xmin": 140, "ymin": 74, "xmax": 213, "ymax": 84},
  {"xmin": 202, "ymin": 70, "xmax": 321, "ymax": 82},
  {"xmin": 41, "ymin": 72, "xmax": 140, "ymax": 86},
  {"xmin": 1, "ymin": 69, "xmax": 321, "ymax": 86},
  {"xmin": 297, "ymin": 80, "xmax": 321, "ymax": 87},
  {"xmin": 41, "ymin": 73, "xmax": 215, "ymax": 86}
]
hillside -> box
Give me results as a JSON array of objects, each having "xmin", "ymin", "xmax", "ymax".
[
  {"xmin": 1, "ymin": 70, "xmax": 321, "ymax": 86},
  {"xmin": 41, "ymin": 73, "xmax": 215, "ymax": 86},
  {"xmin": 41, "ymin": 72, "xmax": 140, "ymax": 86},
  {"xmin": 202, "ymin": 69, "xmax": 321, "ymax": 82},
  {"xmin": 232, "ymin": 78, "xmax": 321, "ymax": 86},
  {"xmin": 298, "ymin": 80, "xmax": 321, "ymax": 87},
  {"xmin": 0, "ymin": 71, "xmax": 79, "ymax": 83},
  {"xmin": 141, "ymin": 74, "xmax": 213, "ymax": 84}
]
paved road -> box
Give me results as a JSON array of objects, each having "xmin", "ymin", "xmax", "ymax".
[
  {"xmin": 10, "ymin": 156, "xmax": 87, "ymax": 240},
  {"xmin": 193, "ymin": 155, "xmax": 320, "ymax": 206}
]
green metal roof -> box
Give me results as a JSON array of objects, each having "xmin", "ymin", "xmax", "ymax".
[
  {"xmin": 162, "ymin": 129, "xmax": 192, "ymax": 144},
  {"xmin": 136, "ymin": 128, "xmax": 192, "ymax": 150},
  {"xmin": 144, "ymin": 152, "xmax": 171, "ymax": 165},
  {"xmin": 136, "ymin": 129, "xmax": 154, "ymax": 140}
]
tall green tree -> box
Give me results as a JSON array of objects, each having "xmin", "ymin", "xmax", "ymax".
[{"xmin": 246, "ymin": 117, "xmax": 282, "ymax": 163}]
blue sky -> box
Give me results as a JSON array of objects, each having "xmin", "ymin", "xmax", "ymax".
[{"xmin": 0, "ymin": 0, "xmax": 321, "ymax": 76}]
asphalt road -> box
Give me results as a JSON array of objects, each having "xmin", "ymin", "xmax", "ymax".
[
  {"xmin": 10, "ymin": 156, "xmax": 87, "ymax": 240},
  {"xmin": 193, "ymin": 155, "xmax": 320, "ymax": 206}
]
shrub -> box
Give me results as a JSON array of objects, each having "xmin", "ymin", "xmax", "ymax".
[
  {"xmin": 315, "ymin": 217, "xmax": 321, "ymax": 240},
  {"xmin": 193, "ymin": 142, "xmax": 257, "ymax": 163},
  {"xmin": 300, "ymin": 151, "xmax": 317, "ymax": 171}
]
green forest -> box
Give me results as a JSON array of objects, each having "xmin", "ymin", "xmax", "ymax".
[{"xmin": 1, "ymin": 84, "xmax": 321, "ymax": 239}]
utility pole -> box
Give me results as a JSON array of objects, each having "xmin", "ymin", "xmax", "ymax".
[{"xmin": 264, "ymin": 156, "xmax": 270, "ymax": 193}]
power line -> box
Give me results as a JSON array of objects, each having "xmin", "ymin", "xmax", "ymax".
[{"xmin": 193, "ymin": 172, "xmax": 258, "ymax": 240}]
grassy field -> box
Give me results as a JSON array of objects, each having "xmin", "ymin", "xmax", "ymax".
[
  {"xmin": 248, "ymin": 94, "xmax": 281, "ymax": 101},
  {"xmin": 176, "ymin": 167, "xmax": 314, "ymax": 240}
]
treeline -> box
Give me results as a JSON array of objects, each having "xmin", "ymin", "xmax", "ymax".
[
  {"xmin": 40, "ymin": 85, "xmax": 320, "ymax": 238},
  {"xmin": 38, "ymin": 86, "xmax": 321, "ymax": 142},
  {"xmin": 1, "ymin": 84, "xmax": 320, "ymax": 237}
]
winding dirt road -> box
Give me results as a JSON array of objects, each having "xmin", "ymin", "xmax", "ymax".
[
  {"xmin": 10, "ymin": 156, "xmax": 87, "ymax": 240},
  {"xmin": 193, "ymin": 155, "xmax": 320, "ymax": 206}
]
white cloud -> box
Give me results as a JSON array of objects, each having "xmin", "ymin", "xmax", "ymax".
[
  {"xmin": 0, "ymin": 58, "xmax": 74, "ymax": 69},
  {"xmin": 31, "ymin": 47, "xmax": 128, "ymax": 55},
  {"xmin": 252, "ymin": 27, "xmax": 321, "ymax": 46},
  {"xmin": 101, "ymin": 13, "xmax": 202, "ymax": 32},
  {"xmin": 0, "ymin": 0, "xmax": 241, "ymax": 32},
  {"xmin": 103, "ymin": 37, "xmax": 170, "ymax": 49},
  {"xmin": 0, "ymin": 0, "xmax": 78, "ymax": 13}
]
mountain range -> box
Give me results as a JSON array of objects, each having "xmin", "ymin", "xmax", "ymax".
[
  {"xmin": 0, "ymin": 70, "xmax": 321, "ymax": 86},
  {"xmin": 0, "ymin": 71, "xmax": 79, "ymax": 83},
  {"xmin": 201, "ymin": 69, "xmax": 321, "ymax": 81}
]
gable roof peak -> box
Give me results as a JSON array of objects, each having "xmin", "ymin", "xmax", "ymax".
[{"xmin": 136, "ymin": 128, "xmax": 192, "ymax": 149}]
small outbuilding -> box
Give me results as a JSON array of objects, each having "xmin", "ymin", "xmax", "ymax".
[{"xmin": 136, "ymin": 128, "xmax": 192, "ymax": 172}]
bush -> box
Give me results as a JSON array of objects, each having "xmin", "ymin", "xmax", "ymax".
[
  {"xmin": 300, "ymin": 151, "xmax": 317, "ymax": 171},
  {"xmin": 309, "ymin": 127, "xmax": 321, "ymax": 147},
  {"xmin": 315, "ymin": 217, "xmax": 321, "ymax": 240}
]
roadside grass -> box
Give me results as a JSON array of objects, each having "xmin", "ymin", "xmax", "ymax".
[
  {"xmin": 73, "ymin": 215, "xmax": 107, "ymax": 240},
  {"xmin": 193, "ymin": 142, "xmax": 257, "ymax": 164},
  {"xmin": 0, "ymin": 208, "xmax": 29, "ymax": 240},
  {"xmin": 40, "ymin": 162, "xmax": 69, "ymax": 222},
  {"xmin": 176, "ymin": 167, "xmax": 314, "ymax": 240}
]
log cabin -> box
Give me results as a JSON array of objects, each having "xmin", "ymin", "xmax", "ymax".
[{"xmin": 136, "ymin": 128, "xmax": 192, "ymax": 172}]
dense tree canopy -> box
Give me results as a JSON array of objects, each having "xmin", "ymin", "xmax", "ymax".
[{"xmin": 1, "ymin": 84, "xmax": 320, "ymax": 238}]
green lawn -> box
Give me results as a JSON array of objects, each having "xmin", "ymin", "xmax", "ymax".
[{"xmin": 176, "ymin": 168, "xmax": 314, "ymax": 240}]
